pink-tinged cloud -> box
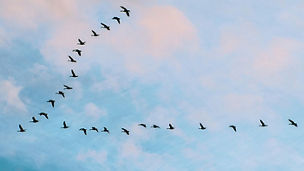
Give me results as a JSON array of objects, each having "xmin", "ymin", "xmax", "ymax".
[{"xmin": 76, "ymin": 150, "xmax": 107, "ymax": 165}]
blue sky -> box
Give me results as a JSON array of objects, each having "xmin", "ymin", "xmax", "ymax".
[{"xmin": 1, "ymin": 0, "xmax": 304, "ymax": 170}]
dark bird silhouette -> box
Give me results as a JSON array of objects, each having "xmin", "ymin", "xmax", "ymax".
[
  {"xmin": 229, "ymin": 125, "xmax": 237, "ymax": 132},
  {"xmin": 100, "ymin": 23, "xmax": 110, "ymax": 30},
  {"xmin": 112, "ymin": 17, "xmax": 121, "ymax": 24},
  {"xmin": 288, "ymin": 119, "xmax": 298, "ymax": 127},
  {"xmin": 39, "ymin": 112, "xmax": 49, "ymax": 119},
  {"xmin": 18, "ymin": 124, "xmax": 26, "ymax": 132},
  {"xmin": 138, "ymin": 123, "xmax": 146, "ymax": 128},
  {"xmin": 101, "ymin": 127, "xmax": 110, "ymax": 134},
  {"xmin": 70, "ymin": 69, "xmax": 78, "ymax": 78},
  {"xmin": 90, "ymin": 127, "xmax": 99, "ymax": 132},
  {"xmin": 91, "ymin": 30, "xmax": 99, "ymax": 37},
  {"xmin": 120, "ymin": 6, "xmax": 130, "ymax": 17},
  {"xmin": 68, "ymin": 56, "xmax": 77, "ymax": 63},
  {"xmin": 259, "ymin": 120, "xmax": 268, "ymax": 127},
  {"xmin": 167, "ymin": 123, "xmax": 175, "ymax": 130},
  {"xmin": 73, "ymin": 49, "xmax": 82, "ymax": 56},
  {"xmin": 199, "ymin": 123, "xmax": 206, "ymax": 130},
  {"xmin": 79, "ymin": 128, "xmax": 87, "ymax": 135},
  {"xmin": 30, "ymin": 117, "xmax": 39, "ymax": 123},
  {"xmin": 151, "ymin": 124, "xmax": 160, "ymax": 128},
  {"xmin": 47, "ymin": 100, "xmax": 55, "ymax": 108},
  {"xmin": 56, "ymin": 91, "xmax": 65, "ymax": 98},
  {"xmin": 64, "ymin": 85, "xmax": 72, "ymax": 90},
  {"xmin": 62, "ymin": 121, "xmax": 69, "ymax": 129},
  {"xmin": 121, "ymin": 128, "xmax": 130, "ymax": 135},
  {"xmin": 77, "ymin": 39, "xmax": 86, "ymax": 45}
]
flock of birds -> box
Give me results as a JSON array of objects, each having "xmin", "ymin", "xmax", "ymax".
[{"xmin": 17, "ymin": 6, "xmax": 300, "ymax": 136}]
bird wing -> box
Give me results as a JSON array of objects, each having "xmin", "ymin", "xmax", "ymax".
[
  {"xmin": 63, "ymin": 121, "xmax": 66, "ymax": 127},
  {"xmin": 126, "ymin": 11, "xmax": 130, "ymax": 16},
  {"xmin": 78, "ymin": 39, "xmax": 82, "ymax": 43},
  {"xmin": 19, "ymin": 124, "xmax": 23, "ymax": 130},
  {"xmin": 71, "ymin": 70, "xmax": 75, "ymax": 76},
  {"xmin": 68, "ymin": 56, "xmax": 73, "ymax": 60},
  {"xmin": 169, "ymin": 124, "xmax": 173, "ymax": 128},
  {"xmin": 260, "ymin": 120, "xmax": 265, "ymax": 125},
  {"xmin": 120, "ymin": 6, "xmax": 127, "ymax": 10},
  {"xmin": 91, "ymin": 30, "xmax": 96, "ymax": 34},
  {"xmin": 288, "ymin": 119, "xmax": 294, "ymax": 124}
]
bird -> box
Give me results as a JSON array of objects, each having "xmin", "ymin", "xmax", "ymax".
[
  {"xmin": 68, "ymin": 56, "xmax": 77, "ymax": 63},
  {"xmin": 100, "ymin": 23, "xmax": 110, "ymax": 30},
  {"xmin": 229, "ymin": 125, "xmax": 237, "ymax": 132},
  {"xmin": 47, "ymin": 100, "xmax": 55, "ymax": 108},
  {"xmin": 77, "ymin": 39, "xmax": 86, "ymax": 45},
  {"xmin": 288, "ymin": 119, "xmax": 298, "ymax": 127},
  {"xmin": 18, "ymin": 124, "xmax": 26, "ymax": 132},
  {"xmin": 30, "ymin": 117, "xmax": 39, "ymax": 123},
  {"xmin": 79, "ymin": 128, "xmax": 87, "ymax": 135},
  {"xmin": 39, "ymin": 112, "xmax": 49, "ymax": 119},
  {"xmin": 259, "ymin": 120, "xmax": 268, "ymax": 127},
  {"xmin": 167, "ymin": 123, "xmax": 174, "ymax": 130},
  {"xmin": 56, "ymin": 91, "xmax": 65, "ymax": 98},
  {"xmin": 91, "ymin": 30, "xmax": 99, "ymax": 37},
  {"xmin": 151, "ymin": 124, "xmax": 160, "ymax": 128},
  {"xmin": 62, "ymin": 121, "xmax": 69, "ymax": 129},
  {"xmin": 101, "ymin": 127, "xmax": 110, "ymax": 134},
  {"xmin": 199, "ymin": 123, "xmax": 206, "ymax": 130},
  {"xmin": 90, "ymin": 127, "xmax": 99, "ymax": 132},
  {"xmin": 70, "ymin": 69, "xmax": 78, "ymax": 78},
  {"xmin": 138, "ymin": 123, "xmax": 146, "ymax": 128},
  {"xmin": 72, "ymin": 49, "xmax": 82, "ymax": 56},
  {"xmin": 121, "ymin": 128, "xmax": 130, "ymax": 135},
  {"xmin": 64, "ymin": 85, "xmax": 72, "ymax": 90},
  {"xmin": 120, "ymin": 6, "xmax": 130, "ymax": 17},
  {"xmin": 112, "ymin": 17, "xmax": 121, "ymax": 24}
]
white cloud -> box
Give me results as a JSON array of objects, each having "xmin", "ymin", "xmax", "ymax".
[
  {"xmin": 84, "ymin": 102, "xmax": 107, "ymax": 120},
  {"xmin": 76, "ymin": 149, "xmax": 107, "ymax": 165}
]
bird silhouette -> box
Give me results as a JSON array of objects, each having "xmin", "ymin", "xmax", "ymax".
[
  {"xmin": 100, "ymin": 23, "xmax": 110, "ymax": 30},
  {"xmin": 39, "ymin": 112, "xmax": 49, "ymax": 119},
  {"xmin": 64, "ymin": 85, "xmax": 72, "ymax": 90},
  {"xmin": 259, "ymin": 120, "xmax": 268, "ymax": 127},
  {"xmin": 120, "ymin": 6, "xmax": 130, "ymax": 17},
  {"xmin": 138, "ymin": 124, "xmax": 146, "ymax": 128},
  {"xmin": 77, "ymin": 39, "xmax": 86, "ymax": 45},
  {"xmin": 47, "ymin": 100, "xmax": 55, "ymax": 108},
  {"xmin": 70, "ymin": 69, "xmax": 78, "ymax": 78},
  {"xmin": 90, "ymin": 127, "xmax": 99, "ymax": 132},
  {"xmin": 56, "ymin": 91, "xmax": 65, "ymax": 98},
  {"xmin": 199, "ymin": 123, "xmax": 206, "ymax": 130},
  {"xmin": 68, "ymin": 56, "xmax": 77, "ymax": 63},
  {"xmin": 112, "ymin": 17, "xmax": 121, "ymax": 24},
  {"xmin": 91, "ymin": 30, "xmax": 99, "ymax": 37},
  {"xmin": 288, "ymin": 119, "xmax": 298, "ymax": 127},
  {"xmin": 121, "ymin": 128, "xmax": 130, "ymax": 135},
  {"xmin": 30, "ymin": 117, "xmax": 39, "ymax": 123},
  {"xmin": 167, "ymin": 123, "xmax": 175, "ymax": 130},
  {"xmin": 73, "ymin": 49, "xmax": 82, "ymax": 56},
  {"xmin": 79, "ymin": 128, "xmax": 87, "ymax": 135},
  {"xmin": 151, "ymin": 124, "xmax": 160, "ymax": 128},
  {"xmin": 229, "ymin": 125, "xmax": 237, "ymax": 132},
  {"xmin": 101, "ymin": 127, "xmax": 110, "ymax": 134},
  {"xmin": 62, "ymin": 121, "xmax": 69, "ymax": 129},
  {"xmin": 18, "ymin": 124, "xmax": 26, "ymax": 132}
]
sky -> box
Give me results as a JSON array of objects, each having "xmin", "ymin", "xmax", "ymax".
[{"xmin": 0, "ymin": 0, "xmax": 304, "ymax": 170}]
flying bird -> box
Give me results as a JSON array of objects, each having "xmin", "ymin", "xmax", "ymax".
[
  {"xmin": 199, "ymin": 123, "xmax": 206, "ymax": 130},
  {"xmin": 120, "ymin": 6, "xmax": 130, "ymax": 17},
  {"xmin": 18, "ymin": 124, "xmax": 26, "ymax": 132},
  {"xmin": 56, "ymin": 91, "xmax": 65, "ymax": 98},
  {"xmin": 47, "ymin": 100, "xmax": 55, "ymax": 108},
  {"xmin": 167, "ymin": 123, "xmax": 175, "ymax": 130},
  {"xmin": 64, "ymin": 85, "xmax": 72, "ymax": 90},
  {"xmin": 101, "ymin": 127, "xmax": 110, "ymax": 134},
  {"xmin": 288, "ymin": 119, "xmax": 298, "ymax": 127},
  {"xmin": 70, "ymin": 69, "xmax": 78, "ymax": 78},
  {"xmin": 151, "ymin": 124, "xmax": 160, "ymax": 128},
  {"xmin": 112, "ymin": 17, "xmax": 121, "ymax": 24},
  {"xmin": 30, "ymin": 117, "xmax": 39, "ymax": 123},
  {"xmin": 90, "ymin": 127, "xmax": 99, "ymax": 132},
  {"xmin": 138, "ymin": 124, "xmax": 146, "ymax": 128},
  {"xmin": 100, "ymin": 23, "xmax": 110, "ymax": 30},
  {"xmin": 77, "ymin": 39, "xmax": 86, "ymax": 45},
  {"xmin": 73, "ymin": 49, "xmax": 82, "ymax": 56},
  {"xmin": 39, "ymin": 112, "xmax": 49, "ymax": 119},
  {"xmin": 62, "ymin": 121, "xmax": 69, "ymax": 129},
  {"xmin": 229, "ymin": 125, "xmax": 237, "ymax": 132},
  {"xmin": 91, "ymin": 30, "xmax": 99, "ymax": 37},
  {"xmin": 68, "ymin": 56, "xmax": 77, "ymax": 63},
  {"xmin": 79, "ymin": 128, "xmax": 87, "ymax": 135},
  {"xmin": 259, "ymin": 120, "xmax": 268, "ymax": 127},
  {"xmin": 121, "ymin": 128, "xmax": 130, "ymax": 135}
]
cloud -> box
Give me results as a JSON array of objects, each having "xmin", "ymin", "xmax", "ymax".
[
  {"xmin": 84, "ymin": 102, "xmax": 107, "ymax": 120},
  {"xmin": 76, "ymin": 150, "xmax": 107, "ymax": 165}
]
